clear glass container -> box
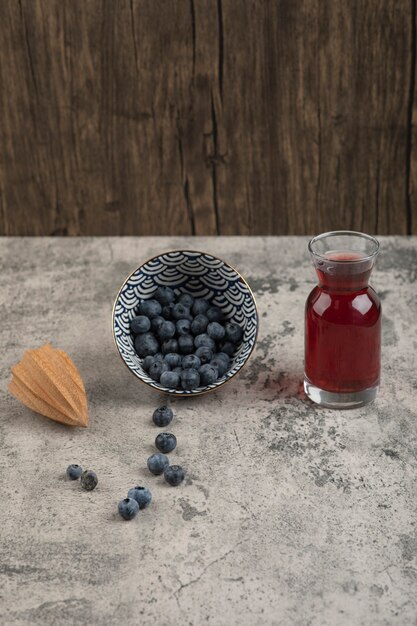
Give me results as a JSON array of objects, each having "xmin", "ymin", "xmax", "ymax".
[{"xmin": 304, "ymin": 231, "xmax": 381, "ymax": 408}]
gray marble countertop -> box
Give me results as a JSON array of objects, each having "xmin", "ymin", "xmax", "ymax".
[{"xmin": 1, "ymin": 236, "xmax": 416, "ymax": 626}]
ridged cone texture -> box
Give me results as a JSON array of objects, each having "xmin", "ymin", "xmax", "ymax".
[{"xmin": 9, "ymin": 344, "xmax": 88, "ymax": 427}]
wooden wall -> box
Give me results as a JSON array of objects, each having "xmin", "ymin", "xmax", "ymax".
[{"xmin": 0, "ymin": 0, "xmax": 416, "ymax": 236}]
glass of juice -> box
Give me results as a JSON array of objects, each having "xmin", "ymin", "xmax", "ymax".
[{"xmin": 304, "ymin": 230, "xmax": 381, "ymax": 408}]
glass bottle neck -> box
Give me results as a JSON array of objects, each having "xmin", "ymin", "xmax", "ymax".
[{"xmin": 315, "ymin": 267, "xmax": 372, "ymax": 292}]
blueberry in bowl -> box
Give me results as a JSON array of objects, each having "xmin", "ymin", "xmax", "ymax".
[{"xmin": 112, "ymin": 250, "xmax": 258, "ymax": 396}]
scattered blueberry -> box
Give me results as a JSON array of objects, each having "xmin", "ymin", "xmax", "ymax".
[
  {"xmin": 139, "ymin": 299, "xmax": 162, "ymax": 319},
  {"xmin": 225, "ymin": 322, "xmax": 243, "ymax": 343},
  {"xmin": 176, "ymin": 319, "xmax": 191, "ymax": 336},
  {"xmin": 182, "ymin": 354, "xmax": 201, "ymax": 370},
  {"xmin": 80, "ymin": 470, "xmax": 98, "ymax": 491},
  {"xmin": 164, "ymin": 465, "xmax": 185, "ymax": 486},
  {"xmin": 164, "ymin": 353, "xmax": 181, "ymax": 368},
  {"xmin": 127, "ymin": 486, "xmax": 152, "ymax": 509},
  {"xmin": 178, "ymin": 334, "xmax": 194, "ymax": 355},
  {"xmin": 190, "ymin": 314, "xmax": 209, "ymax": 335},
  {"xmin": 192, "ymin": 298, "xmax": 210, "ymax": 316},
  {"xmin": 152, "ymin": 405, "xmax": 174, "ymax": 427},
  {"xmin": 149, "ymin": 360, "xmax": 170, "ymax": 382},
  {"xmin": 210, "ymin": 356, "xmax": 228, "ymax": 376},
  {"xmin": 194, "ymin": 333, "xmax": 215, "ymax": 350},
  {"xmin": 155, "ymin": 432, "xmax": 177, "ymax": 453},
  {"xmin": 135, "ymin": 332, "xmax": 159, "ymax": 358},
  {"xmin": 178, "ymin": 293, "xmax": 194, "ymax": 308},
  {"xmin": 199, "ymin": 363, "xmax": 219, "ymax": 385},
  {"xmin": 161, "ymin": 338, "xmax": 179, "ymax": 354},
  {"xmin": 158, "ymin": 320, "xmax": 176, "ymax": 341},
  {"xmin": 172, "ymin": 303, "xmax": 191, "ymax": 321},
  {"xmin": 154, "ymin": 286, "xmax": 176, "ymax": 305},
  {"xmin": 206, "ymin": 306, "xmax": 223, "ymax": 322},
  {"xmin": 160, "ymin": 370, "xmax": 180, "ymax": 388},
  {"xmin": 207, "ymin": 321, "xmax": 225, "ymax": 340},
  {"xmin": 195, "ymin": 346, "xmax": 213, "ymax": 364},
  {"xmin": 118, "ymin": 497, "xmax": 139, "ymax": 520},
  {"xmin": 147, "ymin": 453, "xmax": 169, "ymax": 475},
  {"xmin": 150, "ymin": 315, "xmax": 165, "ymax": 333},
  {"xmin": 181, "ymin": 368, "xmax": 200, "ymax": 390},
  {"xmin": 66, "ymin": 464, "xmax": 82, "ymax": 480}
]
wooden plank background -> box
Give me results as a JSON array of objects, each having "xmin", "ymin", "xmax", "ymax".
[{"xmin": 0, "ymin": 0, "xmax": 416, "ymax": 236}]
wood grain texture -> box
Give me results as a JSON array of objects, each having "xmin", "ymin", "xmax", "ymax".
[{"xmin": 0, "ymin": 0, "xmax": 415, "ymax": 235}]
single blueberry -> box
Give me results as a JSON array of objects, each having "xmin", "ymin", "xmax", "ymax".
[
  {"xmin": 190, "ymin": 314, "xmax": 209, "ymax": 336},
  {"xmin": 178, "ymin": 293, "xmax": 194, "ymax": 308},
  {"xmin": 151, "ymin": 315, "xmax": 165, "ymax": 333},
  {"xmin": 66, "ymin": 464, "xmax": 83, "ymax": 480},
  {"xmin": 172, "ymin": 303, "xmax": 191, "ymax": 321},
  {"xmin": 172, "ymin": 366, "xmax": 183, "ymax": 375},
  {"xmin": 164, "ymin": 465, "xmax": 185, "ymax": 486},
  {"xmin": 130, "ymin": 315, "xmax": 151, "ymax": 334},
  {"xmin": 207, "ymin": 321, "xmax": 226, "ymax": 341},
  {"xmin": 118, "ymin": 497, "xmax": 140, "ymax": 520},
  {"xmin": 182, "ymin": 354, "xmax": 201, "ymax": 370},
  {"xmin": 158, "ymin": 320, "xmax": 176, "ymax": 341},
  {"xmin": 206, "ymin": 306, "xmax": 223, "ymax": 322},
  {"xmin": 127, "ymin": 485, "xmax": 152, "ymax": 509},
  {"xmin": 164, "ymin": 353, "xmax": 181, "ymax": 368},
  {"xmin": 80, "ymin": 470, "xmax": 98, "ymax": 491},
  {"xmin": 155, "ymin": 432, "xmax": 177, "ymax": 453},
  {"xmin": 147, "ymin": 453, "xmax": 169, "ymax": 475},
  {"xmin": 152, "ymin": 405, "xmax": 174, "ymax": 427},
  {"xmin": 161, "ymin": 303, "xmax": 174, "ymax": 320},
  {"xmin": 142, "ymin": 355, "xmax": 154, "ymax": 372},
  {"xmin": 139, "ymin": 299, "xmax": 162, "ymax": 319},
  {"xmin": 149, "ymin": 360, "xmax": 170, "ymax": 382},
  {"xmin": 225, "ymin": 322, "xmax": 244, "ymax": 343},
  {"xmin": 153, "ymin": 353, "xmax": 164, "ymax": 362},
  {"xmin": 178, "ymin": 334, "xmax": 195, "ymax": 355},
  {"xmin": 135, "ymin": 332, "xmax": 159, "ymax": 358},
  {"xmin": 160, "ymin": 370, "xmax": 180, "ymax": 389},
  {"xmin": 154, "ymin": 286, "xmax": 176, "ymax": 305},
  {"xmin": 161, "ymin": 338, "xmax": 179, "ymax": 354},
  {"xmin": 176, "ymin": 319, "xmax": 191, "ymax": 336},
  {"xmin": 218, "ymin": 341, "xmax": 235, "ymax": 356},
  {"xmin": 199, "ymin": 363, "xmax": 219, "ymax": 385},
  {"xmin": 210, "ymin": 356, "xmax": 228, "ymax": 377},
  {"xmin": 192, "ymin": 298, "xmax": 210, "ymax": 316},
  {"xmin": 195, "ymin": 346, "xmax": 213, "ymax": 364},
  {"xmin": 194, "ymin": 333, "xmax": 215, "ymax": 350},
  {"xmin": 215, "ymin": 352, "xmax": 231, "ymax": 366},
  {"xmin": 181, "ymin": 368, "xmax": 200, "ymax": 390}
]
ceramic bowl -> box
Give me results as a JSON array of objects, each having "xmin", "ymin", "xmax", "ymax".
[{"xmin": 112, "ymin": 250, "xmax": 258, "ymax": 396}]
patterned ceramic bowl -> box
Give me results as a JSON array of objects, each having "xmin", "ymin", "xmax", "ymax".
[{"xmin": 112, "ymin": 250, "xmax": 258, "ymax": 396}]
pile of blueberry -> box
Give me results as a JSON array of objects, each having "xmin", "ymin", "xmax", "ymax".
[{"xmin": 130, "ymin": 287, "xmax": 244, "ymax": 390}]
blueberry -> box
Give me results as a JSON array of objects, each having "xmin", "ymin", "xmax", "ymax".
[
  {"xmin": 194, "ymin": 333, "xmax": 215, "ymax": 350},
  {"xmin": 172, "ymin": 366, "xmax": 183, "ymax": 375},
  {"xmin": 152, "ymin": 405, "xmax": 173, "ymax": 427},
  {"xmin": 139, "ymin": 299, "xmax": 162, "ymax": 319},
  {"xmin": 192, "ymin": 298, "xmax": 210, "ymax": 316},
  {"xmin": 127, "ymin": 486, "xmax": 152, "ymax": 509},
  {"xmin": 164, "ymin": 465, "xmax": 185, "ymax": 486},
  {"xmin": 182, "ymin": 354, "xmax": 201, "ymax": 370},
  {"xmin": 176, "ymin": 319, "xmax": 191, "ymax": 336},
  {"xmin": 142, "ymin": 355, "xmax": 154, "ymax": 372},
  {"xmin": 160, "ymin": 370, "xmax": 180, "ymax": 389},
  {"xmin": 135, "ymin": 332, "xmax": 159, "ymax": 358},
  {"xmin": 118, "ymin": 497, "xmax": 139, "ymax": 520},
  {"xmin": 151, "ymin": 315, "xmax": 165, "ymax": 333},
  {"xmin": 195, "ymin": 346, "xmax": 213, "ymax": 364},
  {"xmin": 66, "ymin": 464, "xmax": 82, "ymax": 480},
  {"xmin": 207, "ymin": 321, "xmax": 225, "ymax": 341},
  {"xmin": 190, "ymin": 314, "xmax": 209, "ymax": 335},
  {"xmin": 155, "ymin": 432, "xmax": 177, "ymax": 453},
  {"xmin": 218, "ymin": 341, "xmax": 235, "ymax": 356},
  {"xmin": 172, "ymin": 303, "xmax": 191, "ymax": 321},
  {"xmin": 178, "ymin": 293, "xmax": 194, "ymax": 308},
  {"xmin": 206, "ymin": 306, "xmax": 223, "ymax": 322},
  {"xmin": 199, "ymin": 363, "xmax": 219, "ymax": 385},
  {"xmin": 225, "ymin": 322, "xmax": 243, "ymax": 343},
  {"xmin": 149, "ymin": 360, "xmax": 170, "ymax": 382},
  {"xmin": 153, "ymin": 353, "xmax": 164, "ymax": 362},
  {"xmin": 210, "ymin": 356, "xmax": 228, "ymax": 376},
  {"xmin": 215, "ymin": 352, "xmax": 231, "ymax": 366},
  {"xmin": 130, "ymin": 315, "xmax": 151, "ymax": 334},
  {"xmin": 154, "ymin": 286, "xmax": 176, "ymax": 305},
  {"xmin": 80, "ymin": 470, "xmax": 98, "ymax": 491},
  {"xmin": 147, "ymin": 453, "xmax": 169, "ymax": 475},
  {"xmin": 181, "ymin": 368, "xmax": 200, "ymax": 390},
  {"xmin": 158, "ymin": 320, "xmax": 176, "ymax": 341},
  {"xmin": 178, "ymin": 334, "xmax": 194, "ymax": 355},
  {"xmin": 162, "ymin": 339, "xmax": 179, "ymax": 354},
  {"xmin": 161, "ymin": 304, "xmax": 174, "ymax": 320},
  {"xmin": 164, "ymin": 353, "xmax": 181, "ymax": 368}
]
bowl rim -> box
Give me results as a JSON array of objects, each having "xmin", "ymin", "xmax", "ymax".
[{"xmin": 112, "ymin": 248, "xmax": 259, "ymax": 396}]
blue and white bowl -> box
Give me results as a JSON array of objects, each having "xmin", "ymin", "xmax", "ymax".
[{"xmin": 112, "ymin": 250, "xmax": 259, "ymax": 396}]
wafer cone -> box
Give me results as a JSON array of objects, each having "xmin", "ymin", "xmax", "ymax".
[{"xmin": 9, "ymin": 344, "xmax": 88, "ymax": 427}]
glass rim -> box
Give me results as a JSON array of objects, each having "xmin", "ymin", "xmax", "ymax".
[{"xmin": 308, "ymin": 230, "xmax": 380, "ymax": 263}]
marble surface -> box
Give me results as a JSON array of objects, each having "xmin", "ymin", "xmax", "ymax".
[{"xmin": 1, "ymin": 236, "xmax": 416, "ymax": 626}]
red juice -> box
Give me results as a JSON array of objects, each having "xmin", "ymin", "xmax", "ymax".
[{"xmin": 305, "ymin": 250, "xmax": 381, "ymax": 396}]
